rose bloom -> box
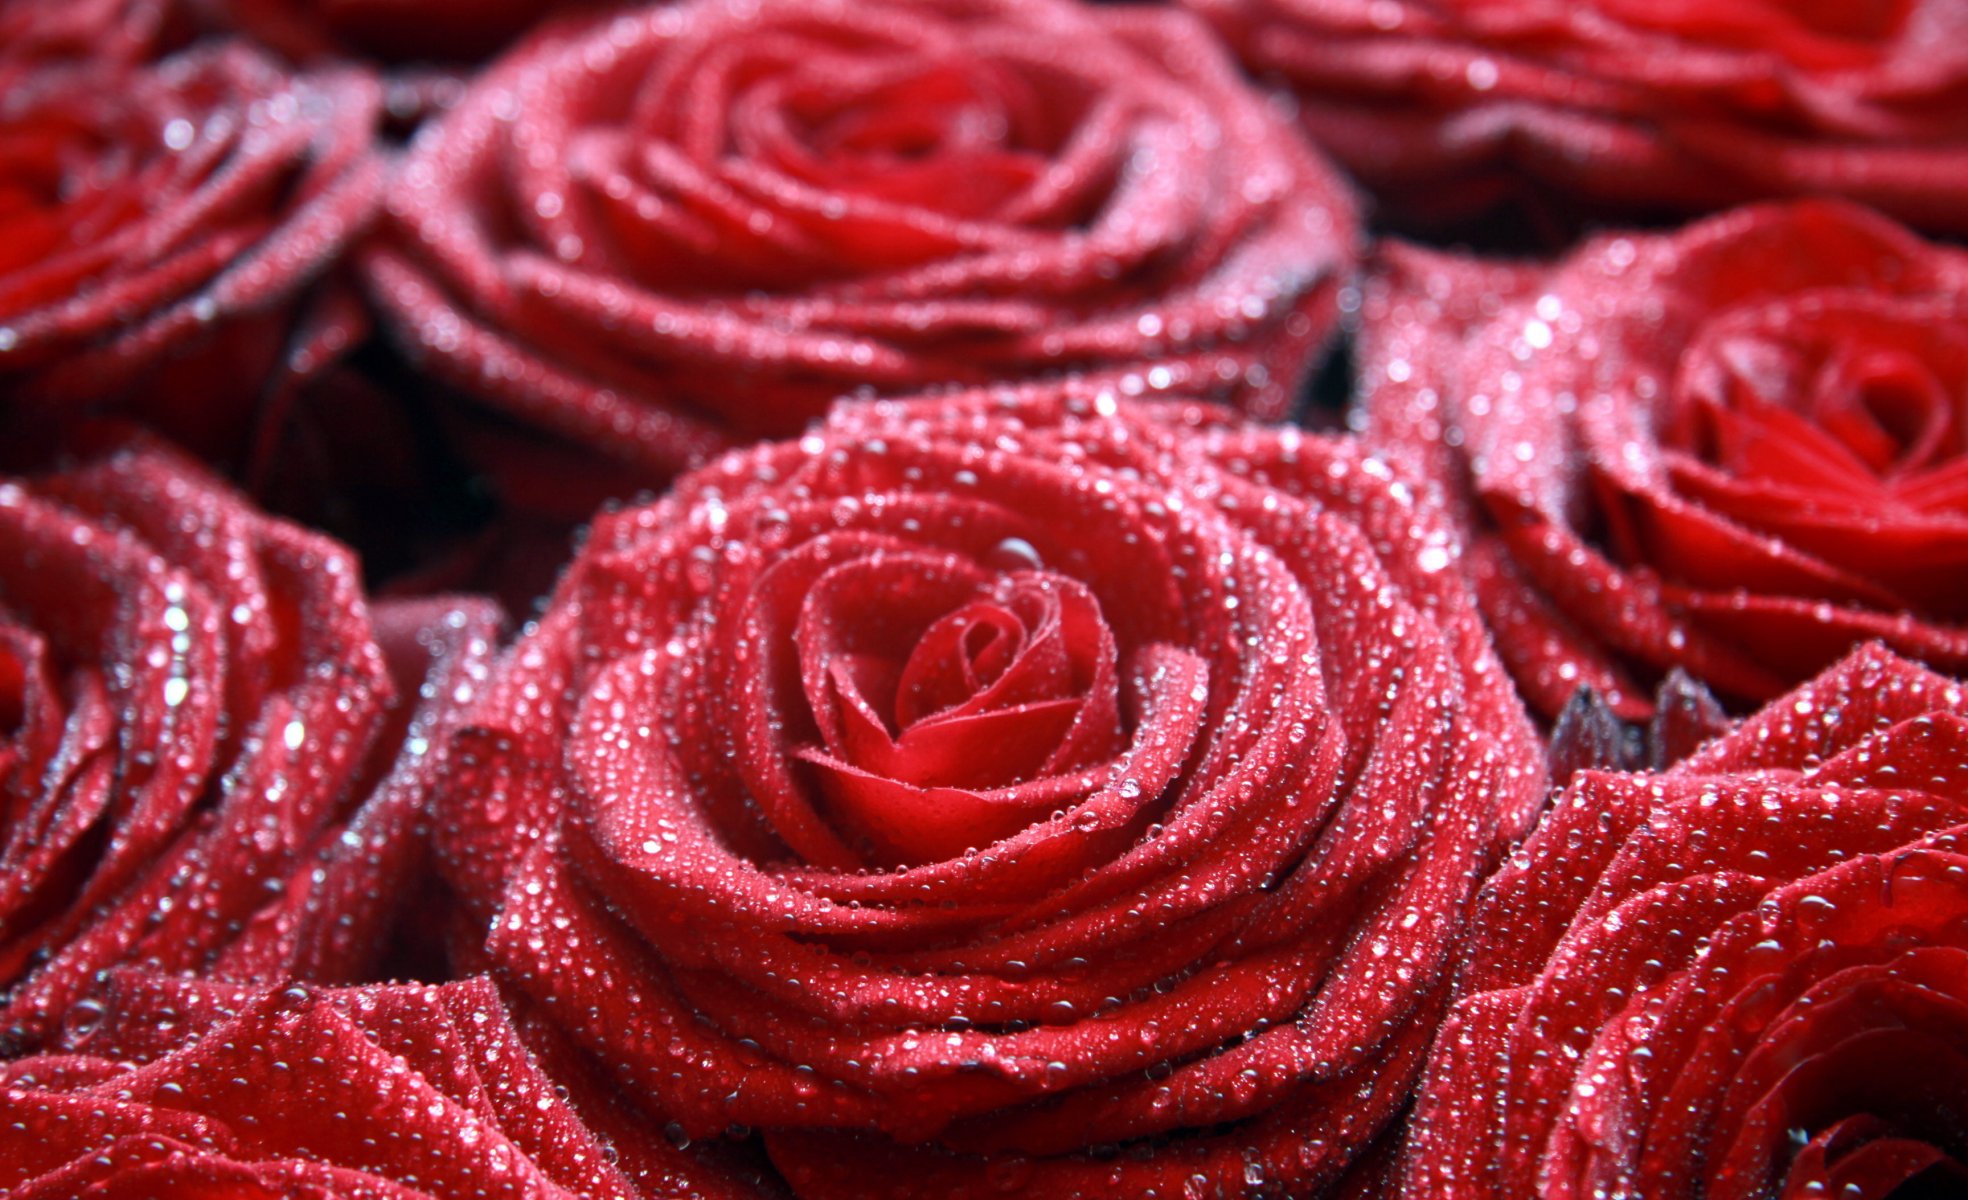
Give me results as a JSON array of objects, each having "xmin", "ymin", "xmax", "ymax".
[
  {"xmin": 0, "ymin": 445, "xmax": 498, "ymax": 1048},
  {"xmin": 0, "ymin": 42, "xmax": 382, "ymax": 472},
  {"xmin": 1187, "ymin": 0, "xmax": 1968, "ymax": 233},
  {"xmin": 1362, "ymin": 200, "xmax": 1968, "ymax": 721},
  {"xmin": 1405, "ymin": 644, "xmax": 1968, "ymax": 1198},
  {"xmin": 365, "ymin": 0, "xmax": 1360, "ymax": 483},
  {"xmin": 0, "ymin": 971, "xmax": 754, "ymax": 1199},
  {"xmin": 433, "ymin": 385, "xmax": 1542, "ymax": 1197}
]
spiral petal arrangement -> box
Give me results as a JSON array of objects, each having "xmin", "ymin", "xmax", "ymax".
[
  {"xmin": 1364, "ymin": 200, "xmax": 1968, "ymax": 718},
  {"xmin": 1190, "ymin": 0, "xmax": 1968, "ymax": 232},
  {"xmin": 0, "ymin": 41, "xmax": 383, "ymax": 469},
  {"xmin": 0, "ymin": 445, "xmax": 497, "ymax": 1046},
  {"xmin": 432, "ymin": 383, "xmax": 1541, "ymax": 1196},
  {"xmin": 367, "ymin": 0, "xmax": 1360, "ymax": 482}
]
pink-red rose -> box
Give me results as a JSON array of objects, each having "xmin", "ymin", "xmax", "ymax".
[
  {"xmin": 1363, "ymin": 200, "xmax": 1968, "ymax": 720},
  {"xmin": 434, "ymin": 384, "xmax": 1540, "ymax": 1197},
  {"xmin": 0, "ymin": 42, "xmax": 382, "ymax": 472},
  {"xmin": 1405, "ymin": 644, "xmax": 1968, "ymax": 1198},
  {"xmin": 1189, "ymin": 0, "xmax": 1968, "ymax": 233},
  {"xmin": 0, "ymin": 445, "xmax": 497, "ymax": 1047},
  {"xmin": 366, "ymin": 0, "xmax": 1360, "ymax": 482}
]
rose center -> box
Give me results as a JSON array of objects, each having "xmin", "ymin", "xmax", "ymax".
[
  {"xmin": 892, "ymin": 599, "xmax": 1040, "ymax": 730},
  {"xmin": 1667, "ymin": 301, "xmax": 1968, "ymax": 492},
  {"xmin": 799, "ymin": 62, "xmax": 1016, "ymax": 160},
  {"xmin": 962, "ymin": 618, "xmax": 1009, "ymax": 677},
  {"xmin": 754, "ymin": 55, "xmax": 1082, "ymax": 220},
  {"xmin": 791, "ymin": 559, "xmax": 1127, "ymax": 865},
  {"xmin": 808, "ymin": 574, "xmax": 1110, "ymax": 786},
  {"xmin": 1633, "ymin": 298, "xmax": 1968, "ymax": 622},
  {"xmin": 1837, "ymin": 365, "xmax": 1955, "ymax": 474}
]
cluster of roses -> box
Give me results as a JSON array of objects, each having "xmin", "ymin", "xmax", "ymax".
[{"xmin": 3, "ymin": 0, "xmax": 1965, "ymax": 1196}]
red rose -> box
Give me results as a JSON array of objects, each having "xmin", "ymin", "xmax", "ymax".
[
  {"xmin": 1362, "ymin": 200, "xmax": 1968, "ymax": 720},
  {"xmin": 1188, "ymin": 0, "xmax": 1968, "ymax": 233},
  {"xmin": 0, "ymin": 971, "xmax": 753, "ymax": 1199},
  {"xmin": 365, "ymin": 0, "xmax": 1360, "ymax": 483},
  {"xmin": 1404, "ymin": 644, "xmax": 1968, "ymax": 1198},
  {"xmin": 0, "ymin": 43, "xmax": 382, "ymax": 472},
  {"xmin": 0, "ymin": 445, "xmax": 499, "ymax": 1047},
  {"xmin": 434, "ymin": 384, "xmax": 1541, "ymax": 1197}
]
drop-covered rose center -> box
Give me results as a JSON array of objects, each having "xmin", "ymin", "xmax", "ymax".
[
  {"xmin": 793, "ymin": 560, "xmax": 1125, "ymax": 865},
  {"xmin": 736, "ymin": 51, "xmax": 1093, "ymax": 222}
]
